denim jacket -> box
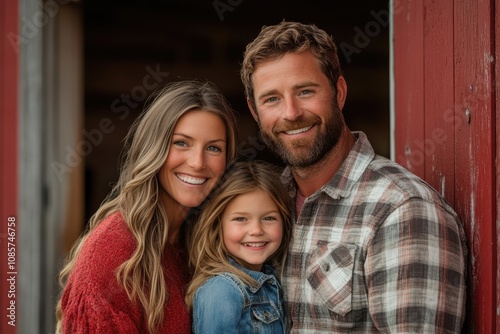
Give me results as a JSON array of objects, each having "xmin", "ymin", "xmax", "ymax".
[{"xmin": 193, "ymin": 258, "xmax": 285, "ymax": 333}]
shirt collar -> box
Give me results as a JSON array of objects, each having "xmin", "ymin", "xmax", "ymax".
[{"xmin": 281, "ymin": 131, "xmax": 375, "ymax": 200}]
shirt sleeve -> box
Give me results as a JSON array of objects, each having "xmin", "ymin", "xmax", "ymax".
[
  {"xmin": 192, "ymin": 276, "xmax": 244, "ymax": 334},
  {"xmin": 366, "ymin": 197, "xmax": 467, "ymax": 333}
]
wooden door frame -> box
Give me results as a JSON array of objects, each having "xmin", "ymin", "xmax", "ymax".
[{"xmin": 1, "ymin": 0, "xmax": 19, "ymax": 333}]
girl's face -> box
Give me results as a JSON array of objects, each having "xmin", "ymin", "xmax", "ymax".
[
  {"xmin": 221, "ymin": 189, "xmax": 283, "ymax": 271},
  {"xmin": 158, "ymin": 109, "xmax": 227, "ymax": 214}
]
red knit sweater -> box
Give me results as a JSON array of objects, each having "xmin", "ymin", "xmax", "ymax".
[{"xmin": 60, "ymin": 212, "xmax": 191, "ymax": 333}]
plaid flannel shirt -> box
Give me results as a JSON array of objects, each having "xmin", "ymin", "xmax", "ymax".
[{"xmin": 281, "ymin": 131, "xmax": 467, "ymax": 333}]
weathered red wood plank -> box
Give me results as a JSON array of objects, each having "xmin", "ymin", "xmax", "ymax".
[
  {"xmin": 393, "ymin": 0, "xmax": 425, "ymax": 178},
  {"xmin": 495, "ymin": 0, "xmax": 500, "ymax": 330},
  {"xmin": 454, "ymin": 0, "xmax": 496, "ymax": 332},
  {"xmin": 422, "ymin": 0, "xmax": 455, "ymax": 201}
]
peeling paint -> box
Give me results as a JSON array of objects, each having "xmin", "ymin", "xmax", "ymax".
[
  {"xmin": 469, "ymin": 141, "xmax": 476, "ymax": 267},
  {"xmin": 440, "ymin": 174, "xmax": 445, "ymax": 197},
  {"xmin": 470, "ymin": 191, "xmax": 476, "ymax": 234},
  {"xmin": 485, "ymin": 52, "xmax": 494, "ymax": 63},
  {"xmin": 405, "ymin": 145, "xmax": 412, "ymax": 169}
]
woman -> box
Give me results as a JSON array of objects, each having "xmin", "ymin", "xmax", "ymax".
[{"xmin": 56, "ymin": 80, "xmax": 238, "ymax": 334}]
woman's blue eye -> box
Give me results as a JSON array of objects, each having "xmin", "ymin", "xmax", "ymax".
[
  {"xmin": 173, "ymin": 140, "xmax": 188, "ymax": 147},
  {"xmin": 207, "ymin": 145, "xmax": 222, "ymax": 152}
]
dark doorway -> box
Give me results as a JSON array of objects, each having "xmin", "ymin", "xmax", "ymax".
[{"xmin": 83, "ymin": 0, "xmax": 390, "ymax": 221}]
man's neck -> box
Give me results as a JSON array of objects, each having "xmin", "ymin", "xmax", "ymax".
[{"xmin": 291, "ymin": 128, "xmax": 355, "ymax": 197}]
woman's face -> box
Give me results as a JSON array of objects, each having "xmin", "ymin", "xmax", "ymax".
[{"xmin": 158, "ymin": 109, "xmax": 227, "ymax": 213}]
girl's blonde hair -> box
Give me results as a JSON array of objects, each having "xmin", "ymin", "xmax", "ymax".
[
  {"xmin": 185, "ymin": 160, "xmax": 293, "ymax": 310},
  {"xmin": 55, "ymin": 80, "xmax": 238, "ymax": 333}
]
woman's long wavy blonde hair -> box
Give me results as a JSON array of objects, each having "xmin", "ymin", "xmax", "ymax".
[
  {"xmin": 185, "ymin": 160, "xmax": 293, "ymax": 310},
  {"xmin": 55, "ymin": 80, "xmax": 237, "ymax": 333}
]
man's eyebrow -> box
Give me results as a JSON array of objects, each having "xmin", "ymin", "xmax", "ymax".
[
  {"xmin": 257, "ymin": 82, "xmax": 321, "ymax": 101},
  {"xmin": 257, "ymin": 89, "xmax": 279, "ymax": 101},
  {"xmin": 294, "ymin": 81, "xmax": 320, "ymax": 89}
]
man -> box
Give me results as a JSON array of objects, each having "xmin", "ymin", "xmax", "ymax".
[{"xmin": 240, "ymin": 21, "xmax": 467, "ymax": 333}]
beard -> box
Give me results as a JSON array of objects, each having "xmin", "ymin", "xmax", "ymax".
[{"xmin": 259, "ymin": 101, "xmax": 344, "ymax": 168}]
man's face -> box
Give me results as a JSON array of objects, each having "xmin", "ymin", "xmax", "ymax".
[{"xmin": 248, "ymin": 51, "xmax": 345, "ymax": 168}]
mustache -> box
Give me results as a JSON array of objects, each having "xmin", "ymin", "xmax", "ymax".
[{"xmin": 272, "ymin": 118, "xmax": 318, "ymax": 133}]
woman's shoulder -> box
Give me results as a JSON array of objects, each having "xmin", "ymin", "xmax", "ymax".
[
  {"xmin": 72, "ymin": 212, "xmax": 136, "ymax": 280},
  {"xmin": 61, "ymin": 212, "xmax": 142, "ymax": 329},
  {"xmin": 89, "ymin": 211, "xmax": 133, "ymax": 242}
]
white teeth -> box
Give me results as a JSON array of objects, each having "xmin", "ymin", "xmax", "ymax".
[
  {"xmin": 285, "ymin": 126, "xmax": 313, "ymax": 135},
  {"xmin": 177, "ymin": 174, "xmax": 207, "ymax": 185},
  {"xmin": 243, "ymin": 242, "xmax": 267, "ymax": 247}
]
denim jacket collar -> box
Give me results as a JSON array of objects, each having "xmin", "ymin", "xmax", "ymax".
[{"xmin": 228, "ymin": 257, "xmax": 278, "ymax": 293}]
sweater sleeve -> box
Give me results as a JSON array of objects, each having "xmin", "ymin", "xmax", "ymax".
[
  {"xmin": 60, "ymin": 281, "xmax": 141, "ymax": 334},
  {"xmin": 60, "ymin": 214, "xmax": 143, "ymax": 333}
]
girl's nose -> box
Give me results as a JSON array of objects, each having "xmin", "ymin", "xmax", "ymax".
[{"xmin": 249, "ymin": 220, "xmax": 264, "ymax": 236}]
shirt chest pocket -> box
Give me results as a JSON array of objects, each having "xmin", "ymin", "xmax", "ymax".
[{"xmin": 306, "ymin": 241, "xmax": 357, "ymax": 316}]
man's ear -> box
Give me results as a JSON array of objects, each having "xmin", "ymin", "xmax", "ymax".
[
  {"xmin": 247, "ymin": 98, "xmax": 259, "ymax": 122},
  {"xmin": 336, "ymin": 76, "xmax": 348, "ymax": 111}
]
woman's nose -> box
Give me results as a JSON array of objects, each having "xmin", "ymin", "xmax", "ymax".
[{"xmin": 187, "ymin": 148, "xmax": 205, "ymax": 170}]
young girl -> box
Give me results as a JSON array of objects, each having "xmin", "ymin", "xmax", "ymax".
[
  {"xmin": 56, "ymin": 80, "xmax": 238, "ymax": 334},
  {"xmin": 185, "ymin": 160, "xmax": 293, "ymax": 333}
]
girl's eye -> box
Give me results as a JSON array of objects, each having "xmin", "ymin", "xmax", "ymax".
[
  {"xmin": 263, "ymin": 216, "xmax": 278, "ymax": 221},
  {"xmin": 207, "ymin": 145, "xmax": 222, "ymax": 152},
  {"xmin": 233, "ymin": 217, "xmax": 246, "ymax": 222}
]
